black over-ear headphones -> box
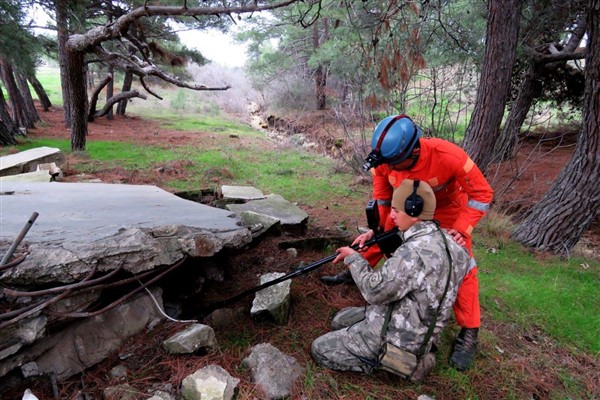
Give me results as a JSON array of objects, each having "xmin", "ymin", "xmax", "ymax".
[{"xmin": 405, "ymin": 179, "xmax": 424, "ymax": 217}]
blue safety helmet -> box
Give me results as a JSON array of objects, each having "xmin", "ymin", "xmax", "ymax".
[{"xmin": 363, "ymin": 115, "xmax": 421, "ymax": 171}]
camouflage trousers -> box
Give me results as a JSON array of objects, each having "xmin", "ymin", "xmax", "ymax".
[{"xmin": 311, "ymin": 307, "xmax": 383, "ymax": 373}]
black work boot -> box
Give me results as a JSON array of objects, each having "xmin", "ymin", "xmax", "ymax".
[
  {"xmin": 320, "ymin": 270, "xmax": 354, "ymax": 285},
  {"xmin": 449, "ymin": 327, "xmax": 478, "ymax": 371}
]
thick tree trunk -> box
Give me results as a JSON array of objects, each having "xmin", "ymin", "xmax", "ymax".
[
  {"xmin": 55, "ymin": 0, "xmax": 72, "ymax": 127},
  {"xmin": 0, "ymin": 86, "xmax": 18, "ymax": 145},
  {"xmin": 0, "ymin": 120, "xmax": 17, "ymax": 146},
  {"xmin": 15, "ymin": 72, "xmax": 40, "ymax": 124},
  {"xmin": 462, "ymin": 0, "xmax": 523, "ymax": 171},
  {"xmin": 0, "ymin": 60, "xmax": 33, "ymax": 129},
  {"xmin": 28, "ymin": 74, "xmax": 52, "ymax": 111},
  {"xmin": 116, "ymin": 70, "xmax": 133, "ymax": 116},
  {"xmin": 494, "ymin": 62, "xmax": 543, "ymax": 160},
  {"xmin": 495, "ymin": 17, "xmax": 588, "ymax": 162},
  {"xmin": 68, "ymin": 50, "xmax": 89, "ymax": 151},
  {"xmin": 513, "ymin": 0, "xmax": 600, "ymax": 255}
]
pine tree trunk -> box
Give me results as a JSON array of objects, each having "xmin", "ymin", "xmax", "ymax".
[
  {"xmin": 313, "ymin": 19, "xmax": 329, "ymax": 111},
  {"xmin": 494, "ymin": 62, "xmax": 542, "ymax": 161},
  {"xmin": 107, "ymin": 65, "xmax": 114, "ymax": 120},
  {"xmin": 315, "ymin": 65, "xmax": 327, "ymax": 110},
  {"xmin": 0, "ymin": 60, "xmax": 33, "ymax": 129},
  {"xmin": 68, "ymin": 50, "xmax": 89, "ymax": 151},
  {"xmin": 29, "ymin": 74, "xmax": 52, "ymax": 111},
  {"xmin": 512, "ymin": 0, "xmax": 600, "ymax": 255},
  {"xmin": 462, "ymin": 0, "xmax": 523, "ymax": 171},
  {"xmin": 116, "ymin": 70, "xmax": 133, "ymax": 116},
  {"xmin": 15, "ymin": 72, "xmax": 40, "ymax": 124},
  {"xmin": 0, "ymin": 120, "xmax": 17, "ymax": 146},
  {"xmin": 0, "ymin": 86, "xmax": 18, "ymax": 145},
  {"xmin": 55, "ymin": 0, "xmax": 72, "ymax": 127},
  {"xmin": 495, "ymin": 18, "xmax": 587, "ymax": 162}
]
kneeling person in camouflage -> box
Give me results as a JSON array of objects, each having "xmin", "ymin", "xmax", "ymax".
[{"xmin": 311, "ymin": 179, "xmax": 472, "ymax": 383}]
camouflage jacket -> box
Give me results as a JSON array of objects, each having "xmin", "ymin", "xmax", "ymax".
[{"xmin": 344, "ymin": 220, "xmax": 470, "ymax": 354}]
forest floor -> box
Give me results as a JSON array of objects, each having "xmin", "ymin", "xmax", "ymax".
[{"xmin": 3, "ymin": 105, "xmax": 599, "ymax": 400}]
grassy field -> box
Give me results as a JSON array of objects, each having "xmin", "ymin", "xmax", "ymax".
[{"xmin": 2, "ymin": 68, "xmax": 599, "ymax": 399}]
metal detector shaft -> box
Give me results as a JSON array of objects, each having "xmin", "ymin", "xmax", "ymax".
[{"xmin": 198, "ymin": 227, "xmax": 400, "ymax": 317}]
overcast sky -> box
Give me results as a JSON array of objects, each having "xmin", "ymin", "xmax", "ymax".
[
  {"xmin": 30, "ymin": 6, "xmax": 248, "ymax": 68},
  {"xmin": 177, "ymin": 28, "xmax": 248, "ymax": 68}
]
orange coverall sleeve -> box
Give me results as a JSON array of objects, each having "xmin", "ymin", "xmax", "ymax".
[{"xmin": 450, "ymin": 153, "xmax": 494, "ymax": 239}]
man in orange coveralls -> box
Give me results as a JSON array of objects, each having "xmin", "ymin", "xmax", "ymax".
[{"xmin": 321, "ymin": 114, "xmax": 494, "ymax": 371}]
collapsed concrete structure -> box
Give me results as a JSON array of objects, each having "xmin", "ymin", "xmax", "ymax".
[{"xmin": 0, "ymin": 148, "xmax": 311, "ymax": 393}]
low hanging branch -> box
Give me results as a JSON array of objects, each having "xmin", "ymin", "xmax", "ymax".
[
  {"xmin": 93, "ymin": 46, "xmax": 231, "ymax": 97},
  {"xmin": 91, "ymin": 90, "xmax": 147, "ymax": 120},
  {"xmin": 139, "ymin": 77, "xmax": 163, "ymax": 100},
  {"xmin": 523, "ymin": 45, "xmax": 587, "ymax": 63}
]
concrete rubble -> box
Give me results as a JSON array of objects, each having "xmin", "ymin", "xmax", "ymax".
[
  {"xmin": 241, "ymin": 343, "xmax": 304, "ymax": 400},
  {"xmin": 226, "ymin": 193, "xmax": 309, "ymax": 235},
  {"xmin": 250, "ymin": 272, "xmax": 292, "ymax": 325},
  {"xmin": 0, "ymin": 147, "xmax": 315, "ymax": 398},
  {"xmin": 0, "ymin": 146, "xmax": 64, "ymax": 177},
  {"xmin": 181, "ymin": 365, "xmax": 240, "ymax": 400},
  {"xmin": 162, "ymin": 323, "xmax": 218, "ymax": 354}
]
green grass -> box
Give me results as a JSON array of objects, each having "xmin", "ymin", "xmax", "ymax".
[
  {"xmin": 476, "ymin": 240, "xmax": 600, "ymax": 354},
  {"xmin": 4, "ymin": 138, "xmax": 182, "ymax": 170},
  {"xmin": 33, "ymin": 67, "xmax": 63, "ymax": 106},
  {"xmin": 151, "ymin": 113, "xmax": 259, "ymax": 135},
  {"xmin": 165, "ymin": 144, "xmax": 357, "ymax": 204},
  {"xmin": 5, "ymin": 137, "xmax": 359, "ymax": 206}
]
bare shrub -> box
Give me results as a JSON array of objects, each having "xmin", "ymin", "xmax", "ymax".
[
  {"xmin": 186, "ymin": 62, "xmax": 259, "ymax": 117},
  {"xmin": 253, "ymin": 72, "xmax": 316, "ymax": 114}
]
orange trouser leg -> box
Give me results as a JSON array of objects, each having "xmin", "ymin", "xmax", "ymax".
[{"xmin": 453, "ymin": 266, "xmax": 480, "ymax": 328}]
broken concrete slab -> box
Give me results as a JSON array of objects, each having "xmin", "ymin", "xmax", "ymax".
[
  {"xmin": 0, "ymin": 147, "xmax": 65, "ymax": 177},
  {"xmin": 0, "ymin": 170, "xmax": 52, "ymax": 183},
  {"xmin": 0, "ymin": 182, "xmax": 252, "ymax": 284},
  {"xmin": 221, "ymin": 185, "xmax": 265, "ymax": 201},
  {"xmin": 35, "ymin": 162, "xmax": 63, "ymax": 180},
  {"xmin": 238, "ymin": 210, "xmax": 281, "ymax": 239},
  {"xmin": 226, "ymin": 194, "xmax": 308, "ymax": 235}
]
